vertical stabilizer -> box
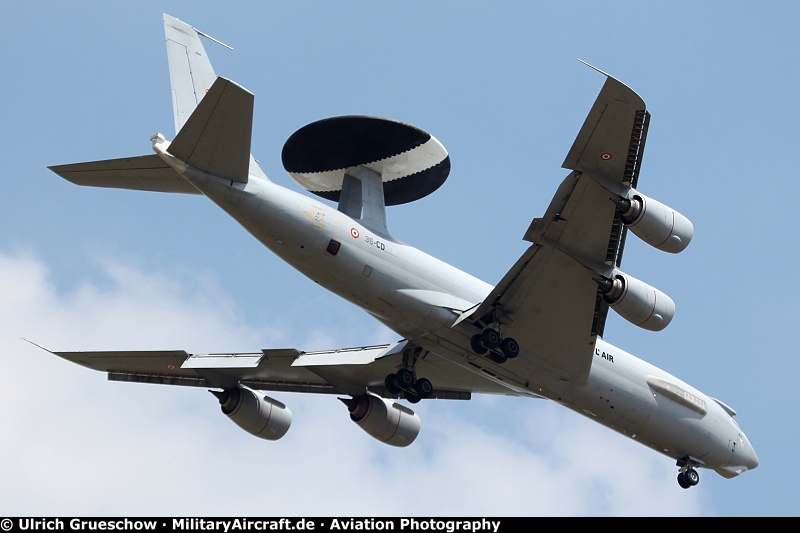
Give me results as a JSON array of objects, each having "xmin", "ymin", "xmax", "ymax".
[
  {"xmin": 163, "ymin": 14, "xmax": 269, "ymax": 181},
  {"xmin": 164, "ymin": 14, "xmax": 221, "ymax": 134}
]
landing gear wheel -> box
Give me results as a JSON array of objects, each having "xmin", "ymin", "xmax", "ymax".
[
  {"xmin": 414, "ymin": 378, "xmax": 434, "ymax": 399},
  {"xmin": 482, "ymin": 328, "xmax": 501, "ymax": 349},
  {"xmin": 471, "ymin": 334, "xmax": 488, "ymax": 355},
  {"xmin": 500, "ymin": 337, "xmax": 520, "ymax": 358},
  {"xmin": 384, "ymin": 373, "xmax": 401, "ymax": 395},
  {"xmin": 404, "ymin": 389, "xmax": 421, "ymax": 404},
  {"xmin": 677, "ymin": 468, "xmax": 699, "ymax": 489},
  {"xmin": 490, "ymin": 351, "xmax": 508, "ymax": 364},
  {"xmin": 685, "ymin": 468, "xmax": 700, "ymax": 486},
  {"xmin": 396, "ymin": 368, "xmax": 415, "ymax": 388}
]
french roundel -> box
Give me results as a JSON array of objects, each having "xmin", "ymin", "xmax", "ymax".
[{"xmin": 350, "ymin": 228, "xmax": 360, "ymax": 238}]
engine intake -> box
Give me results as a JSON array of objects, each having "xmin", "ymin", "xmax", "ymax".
[
  {"xmin": 210, "ymin": 385, "xmax": 292, "ymax": 441},
  {"xmin": 597, "ymin": 270, "xmax": 675, "ymax": 331},
  {"xmin": 340, "ymin": 394, "xmax": 420, "ymax": 447},
  {"xmin": 615, "ymin": 190, "xmax": 693, "ymax": 253}
]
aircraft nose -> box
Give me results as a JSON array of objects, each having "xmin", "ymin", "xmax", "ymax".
[
  {"xmin": 746, "ymin": 445, "xmax": 760, "ymax": 470},
  {"xmin": 741, "ymin": 433, "xmax": 759, "ymax": 470}
]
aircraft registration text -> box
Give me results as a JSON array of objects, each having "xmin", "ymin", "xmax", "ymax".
[{"xmin": 362, "ymin": 234, "xmax": 387, "ymax": 251}]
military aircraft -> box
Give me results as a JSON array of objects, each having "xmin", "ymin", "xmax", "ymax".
[{"xmin": 43, "ymin": 14, "xmax": 758, "ymax": 489}]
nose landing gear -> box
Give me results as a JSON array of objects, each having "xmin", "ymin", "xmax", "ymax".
[
  {"xmin": 676, "ymin": 457, "xmax": 701, "ymax": 489},
  {"xmin": 677, "ymin": 468, "xmax": 700, "ymax": 489}
]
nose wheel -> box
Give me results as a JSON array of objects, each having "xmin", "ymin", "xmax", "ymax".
[
  {"xmin": 676, "ymin": 457, "xmax": 701, "ymax": 488},
  {"xmin": 677, "ymin": 468, "xmax": 699, "ymax": 489}
]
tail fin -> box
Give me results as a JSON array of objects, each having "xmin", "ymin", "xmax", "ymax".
[
  {"xmin": 49, "ymin": 15, "xmax": 269, "ymax": 193},
  {"xmin": 163, "ymin": 14, "xmax": 224, "ymax": 134},
  {"xmin": 163, "ymin": 14, "xmax": 269, "ymax": 182}
]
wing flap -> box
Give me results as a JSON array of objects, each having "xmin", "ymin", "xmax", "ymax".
[
  {"xmin": 295, "ymin": 343, "xmax": 404, "ymax": 366},
  {"xmin": 182, "ymin": 353, "xmax": 264, "ymax": 369},
  {"xmin": 48, "ymin": 154, "xmax": 200, "ymax": 194}
]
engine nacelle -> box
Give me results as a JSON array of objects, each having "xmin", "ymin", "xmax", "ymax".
[
  {"xmin": 210, "ymin": 385, "xmax": 292, "ymax": 441},
  {"xmin": 597, "ymin": 270, "xmax": 675, "ymax": 331},
  {"xmin": 340, "ymin": 394, "xmax": 420, "ymax": 447},
  {"xmin": 616, "ymin": 189, "xmax": 694, "ymax": 253}
]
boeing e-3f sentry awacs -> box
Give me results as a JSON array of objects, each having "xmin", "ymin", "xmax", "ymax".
[{"xmin": 43, "ymin": 14, "xmax": 758, "ymax": 489}]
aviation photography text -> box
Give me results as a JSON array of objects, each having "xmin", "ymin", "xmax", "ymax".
[{"xmin": 5, "ymin": 518, "xmax": 504, "ymax": 533}]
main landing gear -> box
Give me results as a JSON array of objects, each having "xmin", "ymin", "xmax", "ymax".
[
  {"xmin": 384, "ymin": 346, "xmax": 434, "ymax": 404},
  {"xmin": 470, "ymin": 327, "xmax": 519, "ymax": 364},
  {"xmin": 676, "ymin": 457, "xmax": 701, "ymax": 489}
]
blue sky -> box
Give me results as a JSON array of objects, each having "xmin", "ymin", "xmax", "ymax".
[{"xmin": 1, "ymin": 1, "xmax": 797, "ymax": 517}]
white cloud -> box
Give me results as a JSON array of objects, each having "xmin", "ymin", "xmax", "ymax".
[{"xmin": 0, "ymin": 249, "xmax": 707, "ymax": 516}]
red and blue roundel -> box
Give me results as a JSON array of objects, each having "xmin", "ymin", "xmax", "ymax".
[{"xmin": 350, "ymin": 228, "xmax": 360, "ymax": 238}]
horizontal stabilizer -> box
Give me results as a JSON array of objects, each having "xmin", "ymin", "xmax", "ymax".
[
  {"xmin": 168, "ymin": 77, "xmax": 253, "ymax": 183},
  {"xmin": 48, "ymin": 154, "xmax": 200, "ymax": 194}
]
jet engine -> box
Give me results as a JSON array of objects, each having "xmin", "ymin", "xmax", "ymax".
[
  {"xmin": 597, "ymin": 270, "xmax": 675, "ymax": 331},
  {"xmin": 615, "ymin": 189, "xmax": 694, "ymax": 254},
  {"xmin": 210, "ymin": 385, "xmax": 292, "ymax": 441},
  {"xmin": 340, "ymin": 394, "xmax": 421, "ymax": 447}
]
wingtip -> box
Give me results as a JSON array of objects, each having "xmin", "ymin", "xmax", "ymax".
[
  {"xmin": 21, "ymin": 337, "xmax": 53, "ymax": 353},
  {"xmin": 576, "ymin": 59, "xmax": 642, "ymax": 103},
  {"xmin": 577, "ymin": 58, "xmax": 612, "ymax": 78}
]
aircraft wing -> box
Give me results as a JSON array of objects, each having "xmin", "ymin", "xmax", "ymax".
[
  {"xmin": 460, "ymin": 67, "xmax": 650, "ymax": 385},
  {"xmin": 32, "ymin": 340, "xmax": 519, "ymax": 400}
]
